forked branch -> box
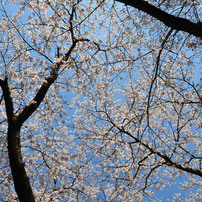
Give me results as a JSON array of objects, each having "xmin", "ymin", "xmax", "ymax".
[{"xmin": 0, "ymin": 40, "xmax": 79, "ymax": 201}]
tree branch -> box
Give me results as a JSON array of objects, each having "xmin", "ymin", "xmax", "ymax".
[
  {"xmin": 17, "ymin": 41, "xmax": 78, "ymax": 125},
  {"xmin": 118, "ymin": 127, "xmax": 202, "ymax": 177},
  {"xmin": 17, "ymin": 70, "xmax": 57, "ymax": 126},
  {"xmin": 0, "ymin": 77, "xmax": 15, "ymax": 122},
  {"xmin": 146, "ymin": 28, "xmax": 173, "ymax": 126},
  {"xmin": 115, "ymin": 0, "xmax": 202, "ymax": 38}
]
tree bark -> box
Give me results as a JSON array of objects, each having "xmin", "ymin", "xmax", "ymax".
[
  {"xmin": 0, "ymin": 42, "xmax": 78, "ymax": 201},
  {"xmin": 0, "ymin": 78, "xmax": 35, "ymax": 201},
  {"xmin": 115, "ymin": 0, "xmax": 202, "ymax": 38},
  {"xmin": 8, "ymin": 121, "xmax": 35, "ymax": 202}
]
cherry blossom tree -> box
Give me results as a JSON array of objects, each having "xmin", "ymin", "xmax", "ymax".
[{"xmin": 0, "ymin": 0, "xmax": 201, "ymax": 201}]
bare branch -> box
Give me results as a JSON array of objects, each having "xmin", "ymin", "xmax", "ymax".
[{"xmin": 118, "ymin": 127, "xmax": 202, "ymax": 177}]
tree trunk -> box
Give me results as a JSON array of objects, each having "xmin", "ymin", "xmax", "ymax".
[
  {"xmin": 1, "ymin": 42, "xmax": 77, "ymax": 201},
  {"xmin": 8, "ymin": 119, "xmax": 35, "ymax": 202}
]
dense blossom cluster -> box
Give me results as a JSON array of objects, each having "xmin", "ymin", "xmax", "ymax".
[{"xmin": 0, "ymin": 0, "xmax": 201, "ymax": 201}]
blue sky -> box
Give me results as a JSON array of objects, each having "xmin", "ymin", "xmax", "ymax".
[{"xmin": 0, "ymin": 1, "xmax": 201, "ymax": 201}]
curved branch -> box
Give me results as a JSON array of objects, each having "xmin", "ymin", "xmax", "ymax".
[
  {"xmin": 115, "ymin": 0, "xmax": 202, "ymax": 38},
  {"xmin": 117, "ymin": 127, "xmax": 202, "ymax": 177},
  {"xmin": 146, "ymin": 29, "xmax": 173, "ymax": 126}
]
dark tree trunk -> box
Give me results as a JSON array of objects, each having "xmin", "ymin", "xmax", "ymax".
[
  {"xmin": 0, "ymin": 42, "xmax": 77, "ymax": 201},
  {"xmin": 8, "ymin": 121, "xmax": 35, "ymax": 202},
  {"xmin": 0, "ymin": 78, "xmax": 35, "ymax": 201}
]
